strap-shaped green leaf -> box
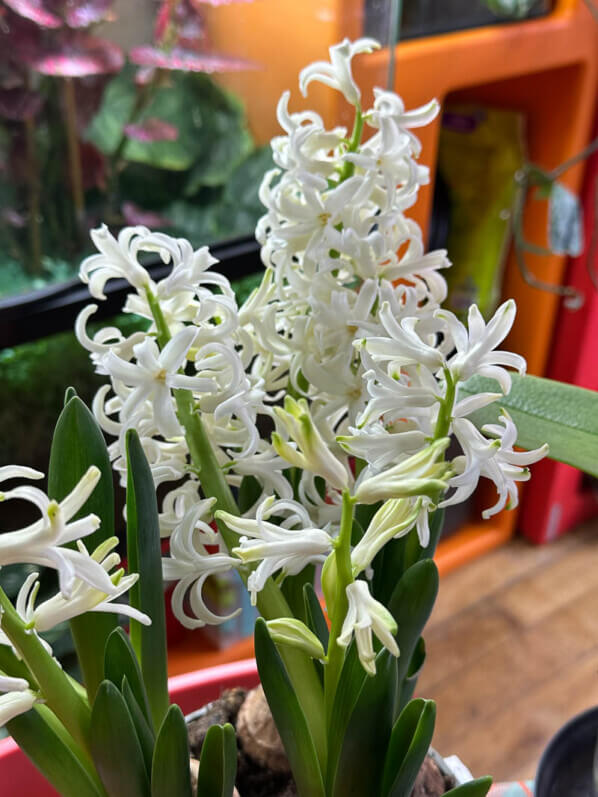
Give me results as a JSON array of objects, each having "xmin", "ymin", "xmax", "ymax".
[
  {"xmin": 125, "ymin": 428, "xmax": 169, "ymax": 731},
  {"xmin": 48, "ymin": 392, "xmax": 118, "ymax": 700},
  {"xmin": 381, "ymin": 698, "xmax": 436, "ymax": 797},
  {"xmin": 122, "ymin": 677, "xmax": 155, "ymax": 775},
  {"xmin": 281, "ymin": 564, "xmax": 315, "ymax": 623},
  {"xmin": 254, "ymin": 618, "xmax": 325, "ymax": 797},
  {"xmin": 326, "ymin": 641, "xmax": 366, "ymax": 786},
  {"xmin": 372, "ymin": 509, "xmax": 445, "ymax": 606},
  {"xmin": 330, "ymin": 649, "xmax": 398, "ymax": 797},
  {"xmin": 303, "ymin": 582, "xmax": 329, "ymax": 650},
  {"xmin": 90, "ymin": 680, "xmax": 150, "ymax": 797},
  {"xmin": 196, "ymin": 724, "xmax": 238, "ymax": 797},
  {"xmin": 388, "ymin": 560, "xmax": 439, "ymax": 713},
  {"xmin": 398, "ymin": 637, "xmax": 426, "ymax": 715},
  {"xmin": 151, "ymin": 704, "xmax": 192, "ymax": 797},
  {"xmin": 8, "ymin": 704, "xmax": 107, "ymax": 797},
  {"xmin": 104, "ymin": 627, "xmax": 153, "ymax": 726},
  {"xmin": 460, "ymin": 374, "xmax": 598, "ymax": 477},
  {"xmin": 444, "ymin": 776, "xmax": 493, "ymax": 796}
]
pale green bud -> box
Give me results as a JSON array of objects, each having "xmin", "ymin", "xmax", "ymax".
[
  {"xmin": 266, "ymin": 618, "xmax": 326, "ymax": 660},
  {"xmin": 351, "ymin": 498, "xmax": 420, "ymax": 576},
  {"xmin": 353, "ymin": 438, "xmax": 452, "ymax": 504},
  {"xmin": 272, "ymin": 396, "xmax": 350, "ymax": 491}
]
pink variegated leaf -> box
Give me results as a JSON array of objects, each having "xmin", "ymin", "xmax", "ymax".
[
  {"xmin": 0, "ymin": 87, "xmax": 43, "ymax": 120},
  {"xmin": 30, "ymin": 33, "xmax": 124, "ymax": 76},
  {"xmin": 129, "ymin": 45, "xmax": 256, "ymax": 73},
  {"xmin": 124, "ymin": 118, "xmax": 179, "ymax": 143},
  {"xmin": 2, "ymin": 0, "xmax": 62, "ymax": 28},
  {"xmin": 134, "ymin": 66, "xmax": 156, "ymax": 85},
  {"xmin": 122, "ymin": 202, "xmax": 172, "ymax": 227},
  {"xmin": 154, "ymin": 0, "xmax": 203, "ymax": 45},
  {"xmin": 65, "ymin": 0, "xmax": 115, "ymax": 28},
  {"xmin": 0, "ymin": 9, "xmax": 43, "ymax": 64}
]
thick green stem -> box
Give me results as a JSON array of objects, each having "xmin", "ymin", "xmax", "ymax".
[
  {"xmin": 338, "ymin": 108, "xmax": 364, "ymax": 182},
  {"xmin": 433, "ymin": 367, "xmax": 456, "ymax": 440},
  {"xmin": 324, "ymin": 490, "xmax": 355, "ymax": 726},
  {"xmin": 0, "ymin": 587, "xmax": 92, "ymax": 756}
]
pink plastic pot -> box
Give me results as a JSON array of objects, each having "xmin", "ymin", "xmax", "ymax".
[{"xmin": 0, "ymin": 659, "xmax": 259, "ymax": 796}]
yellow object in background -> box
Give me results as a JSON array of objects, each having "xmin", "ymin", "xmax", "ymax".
[{"xmin": 438, "ymin": 105, "xmax": 525, "ymax": 319}]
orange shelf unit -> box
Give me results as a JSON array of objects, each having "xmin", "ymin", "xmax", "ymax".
[{"xmin": 203, "ymin": 0, "xmax": 598, "ymax": 572}]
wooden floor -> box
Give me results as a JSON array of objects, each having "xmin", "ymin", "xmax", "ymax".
[{"xmin": 419, "ymin": 519, "xmax": 598, "ymax": 783}]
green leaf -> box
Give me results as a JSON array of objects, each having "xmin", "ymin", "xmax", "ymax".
[
  {"xmin": 399, "ymin": 637, "xmax": 426, "ymax": 714},
  {"xmin": 444, "ymin": 777, "xmax": 493, "ymax": 796},
  {"xmin": 104, "ymin": 627, "xmax": 152, "ymax": 727},
  {"xmin": 330, "ymin": 649, "xmax": 398, "ymax": 797},
  {"xmin": 381, "ymin": 698, "xmax": 436, "ymax": 797},
  {"xmin": 90, "ymin": 680, "xmax": 150, "ymax": 797},
  {"xmin": 196, "ymin": 723, "xmax": 238, "ymax": 797},
  {"xmin": 281, "ymin": 564, "xmax": 315, "ymax": 623},
  {"xmin": 254, "ymin": 618, "xmax": 325, "ymax": 797},
  {"xmin": 48, "ymin": 393, "xmax": 117, "ymax": 700},
  {"xmin": 460, "ymin": 374, "xmax": 598, "ymax": 477},
  {"xmin": 85, "ymin": 66, "xmax": 137, "ymax": 155},
  {"xmin": 387, "ymin": 559, "xmax": 439, "ymax": 712},
  {"xmin": 237, "ymin": 474, "xmax": 262, "ymax": 513},
  {"xmin": 125, "ymin": 428, "xmax": 169, "ymax": 731},
  {"xmin": 303, "ymin": 582, "xmax": 329, "ymax": 650},
  {"xmin": 151, "ymin": 705, "xmax": 192, "ymax": 797},
  {"xmin": 8, "ymin": 705, "xmax": 106, "ymax": 797},
  {"xmin": 122, "ymin": 677, "xmax": 155, "ymax": 775}
]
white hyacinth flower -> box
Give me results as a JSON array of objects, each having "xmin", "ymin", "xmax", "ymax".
[
  {"xmin": 218, "ymin": 497, "xmax": 334, "ymax": 605},
  {"xmin": 0, "ymin": 673, "xmax": 38, "ymax": 726},
  {"xmin": 15, "ymin": 538, "xmax": 150, "ymax": 632},
  {"xmin": 299, "ymin": 37, "xmax": 380, "ymax": 107},
  {"xmin": 162, "ymin": 498, "xmax": 240, "ymax": 628},
  {"xmin": 351, "ymin": 498, "xmax": 420, "ymax": 575},
  {"xmin": 442, "ymin": 412, "xmax": 547, "ymax": 517},
  {"xmin": 272, "ymin": 396, "xmax": 350, "ymax": 492},
  {"xmin": 0, "ymin": 466, "xmax": 117, "ymax": 598},
  {"xmin": 436, "ymin": 300, "xmax": 526, "ymax": 394},
  {"xmin": 102, "ymin": 326, "xmax": 214, "ymax": 438},
  {"xmin": 337, "ymin": 580, "xmax": 399, "ymax": 676}
]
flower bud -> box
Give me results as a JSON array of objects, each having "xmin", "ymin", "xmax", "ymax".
[{"xmin": 266, "ymin": 618, "xmax": 325, "ymax": 660}]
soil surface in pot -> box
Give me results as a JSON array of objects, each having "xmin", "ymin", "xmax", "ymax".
[{"xmin": 187, "ymin": 686, "xmax": 455, "ymax": 797}]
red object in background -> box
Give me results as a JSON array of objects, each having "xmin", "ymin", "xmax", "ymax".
[{"xmin": 519, "ymin": 120, "xmax": 598, "ymax": 544}]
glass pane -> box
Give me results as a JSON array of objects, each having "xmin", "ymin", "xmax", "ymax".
[{"xmin": 0, "ymin": 0, "xmax": 395, "ymax": 301}]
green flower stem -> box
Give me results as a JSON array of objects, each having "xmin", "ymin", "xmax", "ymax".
[
  {"xmin": 145, "ymin": 286, "xmax": 327, "ymax": 768},
  {"xmin": 0, "ymin": 587, "xmax": 92, "ymax": 756},
  {"xmin": 433, "ymin": 367, "xmax": 456, "ymax": 440},
  {"xmin": 324, "ymin": 490, "xmax": 355, "ymax": 727},
  {"xmin": 338, "ymin": 107, "xmax": 364, "ymax": 182}
]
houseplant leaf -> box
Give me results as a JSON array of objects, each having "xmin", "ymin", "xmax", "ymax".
[
  {"xmin": 7, "ymin": 704, "xmax": 106, "ymax": 797},
  {"xmin": 460, "ymin": 374, "xmax": 598, "ymax": 477},
  {"xmin": 122, "ymin": 676, "xmax": 155, "ymax": 775},
  {"xmin": 444, "ymin": 777, "xmax": 493, "ymax": 796},
  {"xmin": 388, "ymin": 559, "xmax": 439, "ymax": 710},
  {"xmin": 399, "ymin": 637, "xmax": 426, "ymax": 713},
  {"xmin": 381, "ymin": 698, "xmax": 436, "ymax": 797},
  {"xmin": 254, "ymin": 617, "xmax": 325, "ymax": 797},
  {"xmin": 125, "ymin": 428, "xmax": 169, "ymax": 731},
  {"xmin": 303, "ymin": 582, "xmax": 329, "ymax": 649},
  {"xmin": 104, "ymin": 627, "xmax": 152, "ymax": 726},
  {"xmin": 48, "ymin": 391, "xmax": 118, "ymax": 700},
  {"xmin": 90, "ymin": 680, "xmax": 150, "ymax": 797},
  {"xmin": 195, "ymin": 723, "xmax": 237, "ymax": 797},
  {"xmin": 330, "ymin": 648, "xmax": 398, "ymax": 797},
  {"xmin": 151, "ymin": 704, "xmax": 192, "ymax": 797}
]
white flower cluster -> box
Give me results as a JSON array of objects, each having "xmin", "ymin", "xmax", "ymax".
[
  {"xmin": 0, "ymin": 466, "xmax": 148, "ymax": 723},
  {"xmin": 73, "ymin": 38, "xmax": 546, "ymax": 673}
]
